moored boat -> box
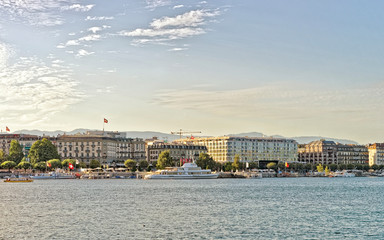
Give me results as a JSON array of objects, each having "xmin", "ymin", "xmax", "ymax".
[
  {"xmin": 144, "ymin": 163, "xmax": 218, "ymax": 179},
  {"xmin": 4, "ymin": 177, "xmax": 33, "ymax": 183}
]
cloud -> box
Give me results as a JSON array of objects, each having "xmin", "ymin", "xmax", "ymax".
[
  {"xmin": 61, "ymin": 4, "xmax": 94, "ymax": 12},
  {"xmin": 88, "ymin": 25, "xmax": 111, "ymax": 33},
  {"xmin": 76, "ymin": 49, "xmax": 94, "ymax": 57},
  {"xmin": 168, "ymin": 47, "xmax": 188, "ymax": 51},
  {"xmin": 58, "ymin": 34, "xmax": 101, "ymax": 48},
  {"xmin": 119, "ymin": 9, "xmax": 220, "ymax": 45},
  {"xmin": 0, "ymin": 43, "xmax": 83, "ymax": 126},
  {"xmin": 0, "ymin": 0, "xmax": 77, "ymax": 26},
  {"xmin": 146, "ymin": 0, "xmax": 172, "ymax": 10},
  {"xmin": 173, "ymin": 5, "xmax": 184, "ymax": 9},
  {"xmin": 85, "ymin": 16, "xmax": 114, "ymax": 21}
]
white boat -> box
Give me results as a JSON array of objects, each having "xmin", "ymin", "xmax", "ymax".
[
  {"xmin": 31, "ymin": 172, "xmax": 75, "ymax": 179},
  {"xmin": 332, "ymin": 170, "xmax": 356, "ymax": 178},
  {"xmin": 144, "ymin": 163, "xmax": 218, "ymax": 179}
]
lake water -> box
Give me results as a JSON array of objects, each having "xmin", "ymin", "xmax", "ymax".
[{"xmin": 0, "ymin": 177, "xmax": 383, "ymax": 239}]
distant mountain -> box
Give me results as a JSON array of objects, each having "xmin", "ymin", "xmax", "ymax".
[
  {"xmin": 13, "ymin": 129, "xmax": 359, "ymax": 145},
  {"xmin": 290, "ymin": 136, "xmax": 358, "ymax": 145},
  {"xmin": 13, "ymin": 128, "xmax": 92, "ymax": 136}
]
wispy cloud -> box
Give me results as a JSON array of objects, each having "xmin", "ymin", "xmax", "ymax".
[
  {"xmin": 119, "ymin": 9, "xmax": 220, "ymax": 45},
  {"xmin": 57, "ymin": 34, "xmax": 101, "ymax": 48},
  {"xmin": 173, "ymin": 5, "xmax": 184, "ymax": 9},
  {"xmin": 76, "ymin": 49, "xmax": 94, "ymax": 57},
  {"xmin": 85, "ymin": 16, "xmax": 114, "ymax": 21},
  {"xmin": 146, "ymin": 0, "xmax": 172, "ymax": 10},
  {"xmin": 0, "ymin": 0, "xmax": 77, "ymax": 26},
  {"xmin": 0, "ymin": 43, "xmax": 83, "ymax": 126},
  {"xmin": 61, "ymin": 4, "xmax": 94, "ymax": 12}
]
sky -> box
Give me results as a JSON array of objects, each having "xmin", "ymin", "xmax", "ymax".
[{"xmin": 1, "ymin": 0, "xmax": 384, "ymax": 144}]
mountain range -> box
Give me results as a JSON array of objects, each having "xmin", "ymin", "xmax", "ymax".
[{"xmin": 12, "ymin": 129, "xmax": 359, "ymax": 145}]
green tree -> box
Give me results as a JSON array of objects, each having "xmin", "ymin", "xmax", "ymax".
[
  {"xmin": 0, "ymin": 150, "xmax": 6, "ymax": 163},
  {"xmin": 156, "ymin": 151, "xmax": 174, "ymax": 169},
  {"xmin": 224, "ymin": 162, "xmax": 233, "ymax": 172},
  {"xmin": 196, "ymin": 153, "xmax": 216, "ymax": 170},
  {"xmin": 138, "ymin": 160, "xmax": 149, "ymax": 171},
  {"xmin": 266, "ymin": 162, "xmax": 276, "ymax": 170},
  {"xmin": 8, "ymin": 140, "xmax": 24, "ymax": 164},
  {"xmin": 47, "ymin": 159, "xmax": 61, "ymax": 169},
  {"xmin": 28, "ymin": 138, "xmax": 60, "ymax": 164},
  {"xmin": 125, "ymin": 159, "xmax": 137, "ymax": 171},
  {"xmin": 1, "ymin": 160, "xmax": 16, "ymax": 170},
  {"xmin": 34, "ymin": 162, "xmax": 47, "ymax": 171},
  {"xmin": 329, "ymin": 164, "xmax": 338, "ymax": 171},
  {"xmin": 17, "ymin": 161, "xmax": 31, "ymax": 171},
  {"xmin": 79, "ymin": 162, "xmax": 87, "ymax": 168},
  {"xmin": 62, "ymin": 159, "xmax": 76, "ymax": 168},
  {"xmin": 232, "ymin": 154, "xmax": 240, "ymax": 170},
  {"xmin": 89, "ymin": 159, "xmax": 101, "ymax": 169}
]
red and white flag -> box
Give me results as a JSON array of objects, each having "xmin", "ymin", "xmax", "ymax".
[
  {"xmin": 69, "ymin": 163, "xmax": 74, "ymax": 170},
  {"xmin": 104, "ymin": 118, "xmax": 108, "ymax": 123},
  {"xmin": 5, "ymin": 126, "xmax": 10, "ymax": 132},
  {"xmin": 47, "ymin": 162, "xmax": 52, "ymax": 168}
]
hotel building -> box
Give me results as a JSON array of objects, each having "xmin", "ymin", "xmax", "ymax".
[
  {"xmin": 173, "ymin": 136, "xmax": 298, "ymax": 164},
  {"xmin": 298, "ymin": 140, "xmax": 368, "ymax": 165},
  {"xmin": 146, "ymin": 141, "xmax": 207, "ymax": 164},
  {"xmin": 368, "ymin": 143, "xmax": 384, "ymax": 166},
  {"xmin": 57, "ymin": 131, "xmax": 146, "ymax": 166},
  {"xmin": 0, "ymin": 134, "xmax": 56, "ymax": 158}
]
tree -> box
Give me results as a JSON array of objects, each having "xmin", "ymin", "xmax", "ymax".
[
  {"xmin": 224, "ymin": 162, "xmax": 233, "ymax": 172},
  {"xmin": 47, "ymin": 159, "xmax": 61, "ymax": 169},
  {"xmin": 196, "ymin": 153, "xmax": 216, "ymax": 170},
  {"xmin": 316, "ymin": 164, "xmax": 324, "ymax": 173},
  {"xmin": 62, "ymin": 159, "xmax": 76, "ymax": 168},
  {"xmin": 89, "ymin": 159, "xmax": 101, "ymax": 169},
  {"xmin": 17, "ymin": 161, "xmax": 31, "ymax": 171},
  {"xmin": 248, "ymin": 161, "xmax": 258, "ymax": 169},
  {"xmin": 125, "ymin": 159, "xmax": 137, "ymax": 171},
  {"xmin": 8, "ymin": 140, "xmax": 24, "ymax": 164},
  {"xmin": 34, "ymin": 162, "xmax": 47, "ymax": 171},
  {"xmin": 232, "ymin": 154, "xmax": 240, "ymax": 170},
  {"xmin": 28, "ymin": 138, "xmax": 60, "ymax": 164},
  {"xmin": 0, "ymin": 150, "xmax": 6, "ymax": 163},
  {"xmin": 156, "ymin": 151, "xmax": 174, "ymax": 169},
  {"xmin": 79, "ymin": 162, "xmax": 87, "ymax": 168},
  {"xmin": 1, "ymin": 161, "xmax": 16, "ymax": 171},
  {"xmin": 138, "ymin": 160, "xmax": 149, "ymax": 171}
]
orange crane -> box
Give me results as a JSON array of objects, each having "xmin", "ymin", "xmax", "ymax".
[{"xmin": 171, "ymin": 129, "xmax": 201, "ymax": 139}]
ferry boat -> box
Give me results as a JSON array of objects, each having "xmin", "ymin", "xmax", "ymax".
[
  {"xmin": 4, "ymin": 177, "xmax": 33, "ymax": 183},
  {"xmin": 30, "ymin": 172, "xmax": 75, "ymax": 180},
  {"xmin": 144, "ymin": 163, "xmax": 218, "ymax": 179}
]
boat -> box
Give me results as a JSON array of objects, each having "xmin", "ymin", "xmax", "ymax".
[
  {"xmin": 4, "ymin": 177, "xmax": 33, "ymax": 183},
  {"xmin": 332, "ymin": 170, "xmax": 356, "ymax": 178},
  {"xmin": 144, "ymin": 163, "xmax": 219, "ymax": 179},
  {"xmin": 30, "ymin": 172, "xmax": 75, "ymax": 180}
]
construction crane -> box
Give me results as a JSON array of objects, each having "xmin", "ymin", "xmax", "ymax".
[{"xmin": 171, "ymin": 129, "xmax": 201, "ymax": 139}]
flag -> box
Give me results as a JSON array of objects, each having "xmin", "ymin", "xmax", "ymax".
[
  {"xmin": 285, "ymin": 162, "xmax": 289, "ymax": 168},
  {"xmin": 190, "ymin": 136, "xmax": 195, "ymax": 139},
  {"xmin": 69, "ymin": 163, "xmax": 74, "ymax": 170},
  {"xmin": 5, "ymin": 126, "xmax": 10, "ymax": 132},
  {"xmin": 47, "ymin": 162, "xmax": 51, "ymax": 168},
  {"xmin": 104, "ymin": 118, "xmax": 108, "ymax": 123}
]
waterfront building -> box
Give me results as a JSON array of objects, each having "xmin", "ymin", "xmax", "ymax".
[
  {"xmin": 57, "ymin": 131, "xmax": 146, "ymax": 167},
  {"xmin": 368, "ymin": 143, "xmax": 384, "ymax": 166},
  {"xmin": 0, "ymin": 134, "xmax": 56, "ymax": 158},
  {"xmin": 146, "ymin": 140, "xmax": 207, "ymax": 164},
  {"xmin": 173, "ymin": 136, "xmax": 298, "ymax": 165},
  {"xmin": 298, "ymin": 140, "xmax": 368, "ymax": 165}
]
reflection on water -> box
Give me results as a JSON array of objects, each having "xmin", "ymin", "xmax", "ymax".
[{"xmin": 0, "ymin": 178, "xmax": 384, "ymax": 239}]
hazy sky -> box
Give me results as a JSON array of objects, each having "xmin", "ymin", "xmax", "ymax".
[{"xmin": 1, "ymin": 0, "xmax": 384, "ymax": 144}]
